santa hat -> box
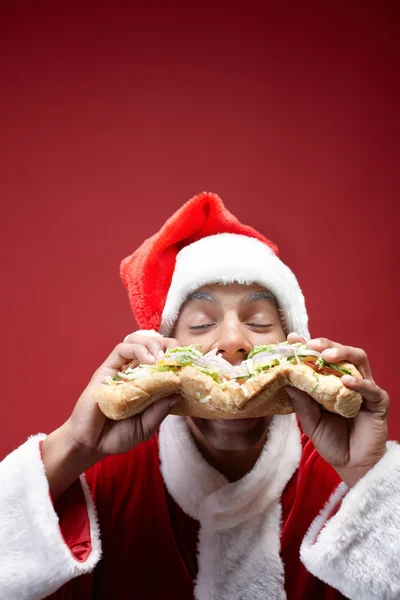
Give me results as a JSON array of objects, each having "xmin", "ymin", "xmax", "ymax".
[{"xmin": 120, "ymin": 192, "xmax": 309, "ymax": 339}]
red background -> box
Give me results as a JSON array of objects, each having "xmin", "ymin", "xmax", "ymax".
[{"xmin": 1, "ymin": 3, "xmax": 399, "ymax": 458}]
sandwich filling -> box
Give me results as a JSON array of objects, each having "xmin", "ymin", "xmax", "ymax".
[{"xmin": 105, "ymin": 343, "xmax": 352, "ymax": 392}]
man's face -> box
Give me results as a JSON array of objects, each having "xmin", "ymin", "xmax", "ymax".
[{"xmin": 173, "ymin": 282, "xmax": 286, "ymax": 451}]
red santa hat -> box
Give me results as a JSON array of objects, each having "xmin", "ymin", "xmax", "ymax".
[{"xmin": 120, "ymin": 192, "xmax": 309, "ymax": 339}]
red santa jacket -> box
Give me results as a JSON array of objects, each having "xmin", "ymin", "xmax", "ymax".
[{"xmin": 46, "ymin": 431, "xmax": 346, "ymax": 599}]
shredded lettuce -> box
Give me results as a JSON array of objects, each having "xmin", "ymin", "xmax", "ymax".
[
  {"xmin": 247, "ymin": 342, "xmax": 310, "ymax": 359},
  {"xmin": 248, "ymin": 344, "xmax": 281, "ymax": 358},
  {"xmin": 110, "ymin": 362, "xmax": 178, "ymax": 383},
  {"xmin": 164, "ymin": 345, "xmax": 203, "ymax": 358},
  {"xmin": 161, "ymin": 345, "xmax": 204, "ymax": 366},
  {"xmin": 195, "ymin": 367, "xmax": 223, "ymax": 383},
  {"xmin": 247, "ymin": 358, "xmax": 280, "ymax": 376},
  {"xmin": 106, "ymin": 343, "xmax": 352, "ymax": 388}
]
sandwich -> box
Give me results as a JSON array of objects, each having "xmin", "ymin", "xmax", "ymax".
[{"xmin": 94, "ymin": 343, "xmax": 363, "ymax": 420}]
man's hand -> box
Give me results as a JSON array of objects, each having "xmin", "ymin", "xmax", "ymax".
[
  {"xmin": 62, "ymin": 333, "xmax": 181, "ymax": 457},
  {"xmin": 42, "ymin": 333, "xmax": 180, "ymax": 500},
  {"xmin": 285, "ymin": 333, "xmax": 389, "ymax": 487}
]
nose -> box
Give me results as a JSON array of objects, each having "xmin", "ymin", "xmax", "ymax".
[{"xmin": 215, "ymin": 315, "xmax": 252, "ymax": 365}]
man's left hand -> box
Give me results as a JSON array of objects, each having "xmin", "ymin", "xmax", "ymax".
[{"xmin": 285, "ymin": 333, "xmax": 389, "ymax": 487}]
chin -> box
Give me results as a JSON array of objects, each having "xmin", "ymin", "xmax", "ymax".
[{"xmin": 189, "ymin": 416, "xmax": 270, "ymax": 451}]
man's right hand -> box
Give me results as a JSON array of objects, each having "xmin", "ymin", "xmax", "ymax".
[{"xmin": 41, "ymin": 334, "xmax": 180, "ymax": 500}]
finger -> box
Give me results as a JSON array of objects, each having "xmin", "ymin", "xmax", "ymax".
[
  {"xmin": 123, "ymin": 332, "xmax": 137, "ymax": 344},
  {"xmin": 287, "ymin": 332, "xmax": 307, "ymax": 344},
  {"xmin": 130, "ymin": 343, "xmax": 157, "ymax": 364},
  {"xmin": 90, "ymin": 339, "xmax": 179, "ymax": 388},
  {"xmin": 285, "ymin": 386, "xmax": 322, "ymax": 439},
  {"xmin": 308, "ymin": 338, "xmax": 373, "ymax": 381},
  {"xmin": 140, "ymin": 395, "xmax": 179, "ymax": 439},
  {"xmin": 341, "ymin": 375, "xmax": 389, "ymax": 416},
  {"xmin": 148, "ymin": 337, "xmax": 183, "ymax": 359},
  {"xmin": 88, "ymin": 344, "xmax": 145, "ymax": 386},
  {"xmin": 307, "ymin": 337, "xmax": 337, "ymax": 352},
  {"xmin": 322, "ymin": 346, "xmax": 373, "ymax": 381},
  {"xmin": 123, "ymin": 335, "xmax": 180, "ymax": 360},
  {"xmin": 147, "ymin": 337, "xmax": 181, "ymax": 360},
  {"xmin": 147, "ymin": 338, "xmax": 165, "ymax": 361},
  {"xmin": 123, "ymin": 332, "xmax": 162, "ymax": 346},
  {"xmin": 106, "ymin": 343, "xmax": 155, "ymax": 372}
]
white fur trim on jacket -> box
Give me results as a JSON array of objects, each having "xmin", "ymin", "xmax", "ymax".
[
  {"xmin": 0, "ymin": 434, "xmax": 101, "ymax": 600},
  {"xmin": 301, "ymin": 441, "xmax": 400, "ymax": 600},
  {"xmin": 160, "ymin": 233, "xmax": 310, "ymax": 339},
  {"xmin": 159, "ymin": 414, "xmax": 302, "ymax": 600}
]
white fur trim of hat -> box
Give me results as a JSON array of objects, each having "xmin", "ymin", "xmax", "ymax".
[{"xmin": 160, "ymin": 233, "xmax": 309, "ymax": 339}]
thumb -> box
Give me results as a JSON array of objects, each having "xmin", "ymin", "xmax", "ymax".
[
  {"xmin": 285, "ymin": 386, "xmax": 321, "ymax": 439},
  {"xmin": 287, "ymin": 332, "xmax": 307, "ymax": 344},
  {"xmin": 140, "ymin": 396, "xmax": 178, "ymax": 439}
]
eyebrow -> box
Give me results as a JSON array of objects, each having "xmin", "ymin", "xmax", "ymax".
[
  {"xmin": 183, "ymin": 290, "xmax": 278, "ymax": 306},
  {"xmin": 184, "ymin": 291, "xmax": 216, "ymax": 304},
  {"xmin": 242, "ymin": 291, "xmax": 278, "ymax": 306}
]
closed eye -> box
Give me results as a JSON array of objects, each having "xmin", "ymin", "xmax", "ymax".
[
  {"xmin": 245, "ymin": 323, "xmax": 272, "ymax": 329},
  {"xmin": 189, "ymin": 323, "xmax": 216, "ymax": 330}
]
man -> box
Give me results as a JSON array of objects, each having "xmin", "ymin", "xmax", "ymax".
[{"xmin": 0, "ymin": 192, "xmax": 398, "ymax": 600}]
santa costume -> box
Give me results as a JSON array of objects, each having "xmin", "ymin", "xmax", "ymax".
[{"xmin": 1, "ymin": 193, "xmax": 400, "ymax": 600}]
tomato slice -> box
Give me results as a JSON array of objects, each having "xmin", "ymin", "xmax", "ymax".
[{"xmin": 300, "ymin": 356, "xmax": 343, "ymax": 378}]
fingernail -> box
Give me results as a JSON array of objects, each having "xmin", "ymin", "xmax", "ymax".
[
  {"xmin": 342, "ymin": 375, "xmax": 356, "ymax": 384},
  {"xmin": 158, "ymin": 349, "xmax": 164, "ymax": 359}
]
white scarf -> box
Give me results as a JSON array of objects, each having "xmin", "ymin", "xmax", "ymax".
[{"xmin": 159, "ymin": 414, "xmax": 302, "ymax": 600}]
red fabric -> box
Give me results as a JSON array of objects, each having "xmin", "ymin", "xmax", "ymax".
[
  {"xmin": 53, "ymin": 479, "xmax": 92, "ymax": 562},
  {"xmin": 47, "ymin": 434, "xmax": 347, "ymax": 600},
  {"xmin": 87, "ymin": 436, "xmax": 194, "ymax": 599},
  {"xmin": 39, "ymin": 440, "xmax": 92, "ymax": 563},
  {"xmin": 119, "ymin": 192, "xmax": 279, "ymax": 330}
]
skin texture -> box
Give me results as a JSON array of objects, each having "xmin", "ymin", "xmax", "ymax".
[{"xmin": 42, "ymin": 282, "xmax": 390, "ymax": 497}]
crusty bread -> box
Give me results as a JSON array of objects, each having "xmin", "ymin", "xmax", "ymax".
[
  {"xmin": 95, "ymin": 360, "xmax": 363, "ymax": 420},
  {"xmin": 94, "ymin": 371, "xmax": 181, "ymax": 420}
]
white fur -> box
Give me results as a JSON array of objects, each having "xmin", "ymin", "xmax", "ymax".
[
  {"xmin": 125, "ymin": 329, "xmax": 162, "ymax": 340},
  {"xmin": 0, "ymin": 434, "xmax": 101, "ymax": 600},
  {"xmin": 301, "ymin": 441, "xmax": 400, "ymax": 599},
  {"xmin": 160, "ymin": 233, "xmax": 310, "ymax": 339},
  {"xmin": 159, "ymin": 414, "xmax": 302, "ymax": 600}
]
